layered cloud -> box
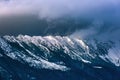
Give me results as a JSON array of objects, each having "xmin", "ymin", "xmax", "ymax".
[
  {"xmin": 0, "ymin": 0, "xmax": 120, "ymax": 19},
  {"xmin": 0, "ymin": 0, "xmax": 120, "ymax": 40}
]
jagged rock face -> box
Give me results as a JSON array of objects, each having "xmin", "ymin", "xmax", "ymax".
[{"xmin": 0, "ymin": 35, "xmax": 120, "ymax": 80}]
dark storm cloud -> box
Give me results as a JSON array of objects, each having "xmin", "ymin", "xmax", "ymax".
[
  {"xmin": 0, "ymin": 0, "xmax": 120, "ymax": 40},
  {"xmin": 0, "ymin": 15, "xmax": 92, "ymax": 36}
]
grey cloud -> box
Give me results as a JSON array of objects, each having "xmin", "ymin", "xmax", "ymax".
[
  {"xmin": 0, "ymin": 0, "xmax": 120, "ymax": 40},
  {"xmin": 0, "ymin": 0, "xmax": 120, "ymax": 19}
]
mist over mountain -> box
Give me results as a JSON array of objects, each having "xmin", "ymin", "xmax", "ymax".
[
  {"xmin": 0, "ymin": 1, "xmax": 120, "ymax": 80},
  {"xmin": 0, "ymin": 0, "xmax": 120, "ymax": 41}
]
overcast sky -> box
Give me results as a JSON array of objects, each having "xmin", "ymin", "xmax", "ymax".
[
  {"xmin": 0, "ymin": 0, "xmax": 120, "ymax": 40},
  {"xmin": 0, "ymin": 0, "xmax": 120, "ymax": 18}
]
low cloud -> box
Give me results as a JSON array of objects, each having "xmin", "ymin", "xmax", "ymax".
[{"xmin": 0, "ymin": 0, "xmax": 120, "ymax": 40}]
